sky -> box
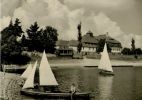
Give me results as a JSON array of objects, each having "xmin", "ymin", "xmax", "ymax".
[{"xmin": 0, "ymin": 0, "xmax": 142, "ymax": 48}]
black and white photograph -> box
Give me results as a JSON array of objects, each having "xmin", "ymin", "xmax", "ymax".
[{"xmin": 0, "ymin": 0, "xmax": 142, "ymax": 100}]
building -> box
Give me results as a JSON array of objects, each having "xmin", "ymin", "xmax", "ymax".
[
  {"xmin": 81, "ymin": 31, "xmax": 98, "ymax": 54},
  {"xmin": 68, "ymin": 40, "xmax": 78, "ymax": 52},
  {"xmin": 56, "ymin": 32, "xmax": 122, "ymax": 56},
  {"xmin": 55, "ymin": 40, "xmax": 73, "ymax": 56},
  {"xmin": 95, "ymin": 34, "xmax": 122, "ymax": 54},
  {"xmin": 68, "ymin": 31, "xmax": 98, "ymax": 54}
]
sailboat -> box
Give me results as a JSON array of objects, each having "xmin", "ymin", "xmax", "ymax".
[
  {"xmin": 98, "ymin": 43, "xmax": 114, "ymax": 75},
  {"xmin": 21, "ymin": 50, "xmax": 90, "ymax": 99}
]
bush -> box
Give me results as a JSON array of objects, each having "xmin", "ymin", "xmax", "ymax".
[
  {"xmin": 2, "ymin": 54, "xmax": 31, "ymax": 65},
  {"xmin": 121, "ymin": 48, "xmax": 131, "ymax": 55},
  {"xmin": 1, "ymin": 18, "xmax": 30, "ymax": 65}
]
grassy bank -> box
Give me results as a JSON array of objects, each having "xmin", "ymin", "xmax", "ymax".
[{"xmin": 22, "ymin": 51, "xmax": 74, "ymax": 62}]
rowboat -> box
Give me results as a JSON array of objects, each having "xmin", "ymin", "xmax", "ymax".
[{"xmin": 21, "ymin": 89, "xmax": 90, "ymax": 99}]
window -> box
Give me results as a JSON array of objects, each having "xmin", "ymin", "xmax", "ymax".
[
  {"xmin": 60, "ymin": 50, "xmax": 63, "ymax": 53},
  {"xmin": 64, "ymin": 50, "xmax": 67, "ymax": 53}
]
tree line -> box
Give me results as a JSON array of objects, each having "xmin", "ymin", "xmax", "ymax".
[
  {"xmin": 1, "ymin": 18, "xmax": 58, "ymax": 65},
  {"xmin": 121, "ymin": 48, "xmax": 142, "ymax": 55},
  {"xmin": 121, "ymin": 38, "xmax": 142, "ymax": 56},
  {"xmin": 22, "ymin": 22, "xmax": 58, "ymax": 53}
]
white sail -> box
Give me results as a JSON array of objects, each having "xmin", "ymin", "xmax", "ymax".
[
  {"xmin": 21, "ymin": 63, "xmax": 32, "ymax": 78},
  {"xmin": 22, "ymin": 61, "xmax": 37, "ymax": 89},
  {"xmin": 39, "ymin": 50, "xmax": 58, "ymax": 86},
  {"xmin": 98, "ymin": 43, "xmax": 113, "ymax": 72}
]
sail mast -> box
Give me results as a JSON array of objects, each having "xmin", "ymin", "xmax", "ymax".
[
  {"xmin": 39, "ymin": 50, "xmax": 58, "ymax": 86},
  {"xmin": 22, "ymin": 61, "xmax": 37, "ymax": 89}
]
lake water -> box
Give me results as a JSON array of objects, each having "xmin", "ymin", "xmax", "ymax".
[{"xmin": 1, "ymin": 66, "xmax": 142, "ymax": 100}]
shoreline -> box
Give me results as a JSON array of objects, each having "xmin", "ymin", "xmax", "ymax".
[
  {"xmin": 1, "ymin": 59, "xmax": 142, "ymax": 74},
  {"xmin": 23, "ymin": 51, "xmax": 142, "ymax": 61},
  {"xmin": 0, "ymin": 72, "xmax": 23, "ymax": 99},
  {"xmin": 1, "ymin": 52, "xmax": 142, "ymax": 73}
]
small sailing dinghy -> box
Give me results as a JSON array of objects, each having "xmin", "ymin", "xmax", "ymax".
[
  {"xmin": 21, "ymin": 51, "xmax": 90, "ymax": 99},
  {"xmin": 98, "ymin": 43, "xmax": 114, "ymax": 76}
]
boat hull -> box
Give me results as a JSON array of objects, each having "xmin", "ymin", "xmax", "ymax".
[
  {"xmin": 99, "ymin": 70, "xmax": 114, "ymax": 76},
  {"xmin": 20, "ymin": 89, "xmax": 91, "ymax": 100}
]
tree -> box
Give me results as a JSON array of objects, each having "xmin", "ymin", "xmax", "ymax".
[
  {"xmin": 41, "ymin": 26, "xmax": 58, "ymax": 53},
  {"xmin": 1, "ymin": 18, "xmax": 30, "ymax": 64},
  {"xmin": 121, "ymin": 48, "xmax": 131, "ymax": 55},
  {"xmin": 13, "ymin": 18, "xmax": 23, "ymax": 36},
  {"xmin": 26, "ymin": 22, "xmax": 41, "ymax": 51},
  {"xmin": 77, "ymin": 22, "xmax": 82, "ymax": 53},
  {"xmin": 96, "ymin": 39, "xmax": 111, "ymax": 53},
  {"xmin": 26, "ymin": 22, "xmax": 58, "ymax": 53},
  {"xmin": 131, "ymin": 38, "xmax": 135, "ymax": 55},
  {"xmin": 21, "ymin": 34, "xmax": 28, "ymax": 50},
  {"xmin": 134, "ymin": 48, "xmax": 142, "ymax": 55}
]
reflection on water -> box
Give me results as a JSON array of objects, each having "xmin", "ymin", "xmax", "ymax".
[{"xmin": 97, "ymin": 75, "xmax": 113, "ymax": 100}]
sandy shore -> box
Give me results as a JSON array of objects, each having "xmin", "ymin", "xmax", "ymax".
[
  {"xmin": 0, "ymin": 72, "xmax": 24, "ymax": 99},
  {"xmin": 4, "ymin": 59, "xmax": 142, "ymax": 67}
]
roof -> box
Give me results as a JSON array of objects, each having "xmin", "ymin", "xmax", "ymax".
[
  {"xmin": 69, "ymin": 39, "xmax": 97, "ymax": 48},
  {"xmin": 56, "ymin": 40, "xmax": 69, "ymax": 46},
  {"xmin": 95, "ymin": 34, "xmax": 120, "ymax": 44},
  {"xmin": 82, "ymin": 43, "xmax": 97, "ymax": 48},
  {"xmin": 95, "ymin": 34, "xmax": 122, "ymax": 47},
  {"xmin": 82, "ymin": 33, "xmax": 98, "ymax": 44},
  {"xmin": 69, "ymin": 40, "xmax": 78, "ymax": 46},
  {"xmin": 56, "ymin": 33, "xmax": 122, "ymax": 48}
]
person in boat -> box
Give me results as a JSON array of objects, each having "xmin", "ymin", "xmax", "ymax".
[{"xmin": 70, "ymin": 83, "xmax": 76, "ymax": 94}]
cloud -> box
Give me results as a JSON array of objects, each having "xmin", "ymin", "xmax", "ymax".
[
  {"xmin": 135, "ymin": 35, "xmax": 142, "ymax": 48},
  {"xmin": 93, "ymin": 12, "xmax": 142, "ymax": 48},
  {"xmin": 1, "ymin": 0, "xmax": 142, "ymax": 48},
  {"xmin": 0, "ymin": 16, "xmax": 11, "ymax": 31},
  {"xmin": 94, "ymin": 12, "xmax": 123, "ymax": 37},
  {"xmin": 118, "ymin": 34, "xmax": 142, "ymax": 48},
  {"xmin": 12, "ymin": 0, "xmax": 71, "ymax": 39},
  {"xmin": 1, "ymin": 0, "xmax": 24, "ymax": 16},
  {"xmin": 64, "ymin": 0, "xmax": 135, "ymax": 10}
]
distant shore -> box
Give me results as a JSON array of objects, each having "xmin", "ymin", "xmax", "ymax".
[
  {"xmin": 1, "ymin": 58, "xmax": 142, "ymax": 74},
  {"xmin": 1, "ymin": 51, "xmax": 142, "ymax": 73},
  {"xmin": 23, "ymin": 51, "xmax": 142, "ymax": 61}
]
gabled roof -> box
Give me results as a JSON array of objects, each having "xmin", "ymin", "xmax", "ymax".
[
  {"xmin": 56, "ymin": 33, "xmax": 122, "ymax": 48},
  {"xmin": 56, "ymin": 40, "xmax": 69, "ymax": 46},
  {"xmin": 95, "ymin": 34, "xmax": 120, "ymax": 44},
  {"xmin": 69, "ymin": 40, "xmax": 78, "ymax": 46},
  {"xmin": 82, "ymin": 33, "xmax": 98, "ymax": 44}
]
